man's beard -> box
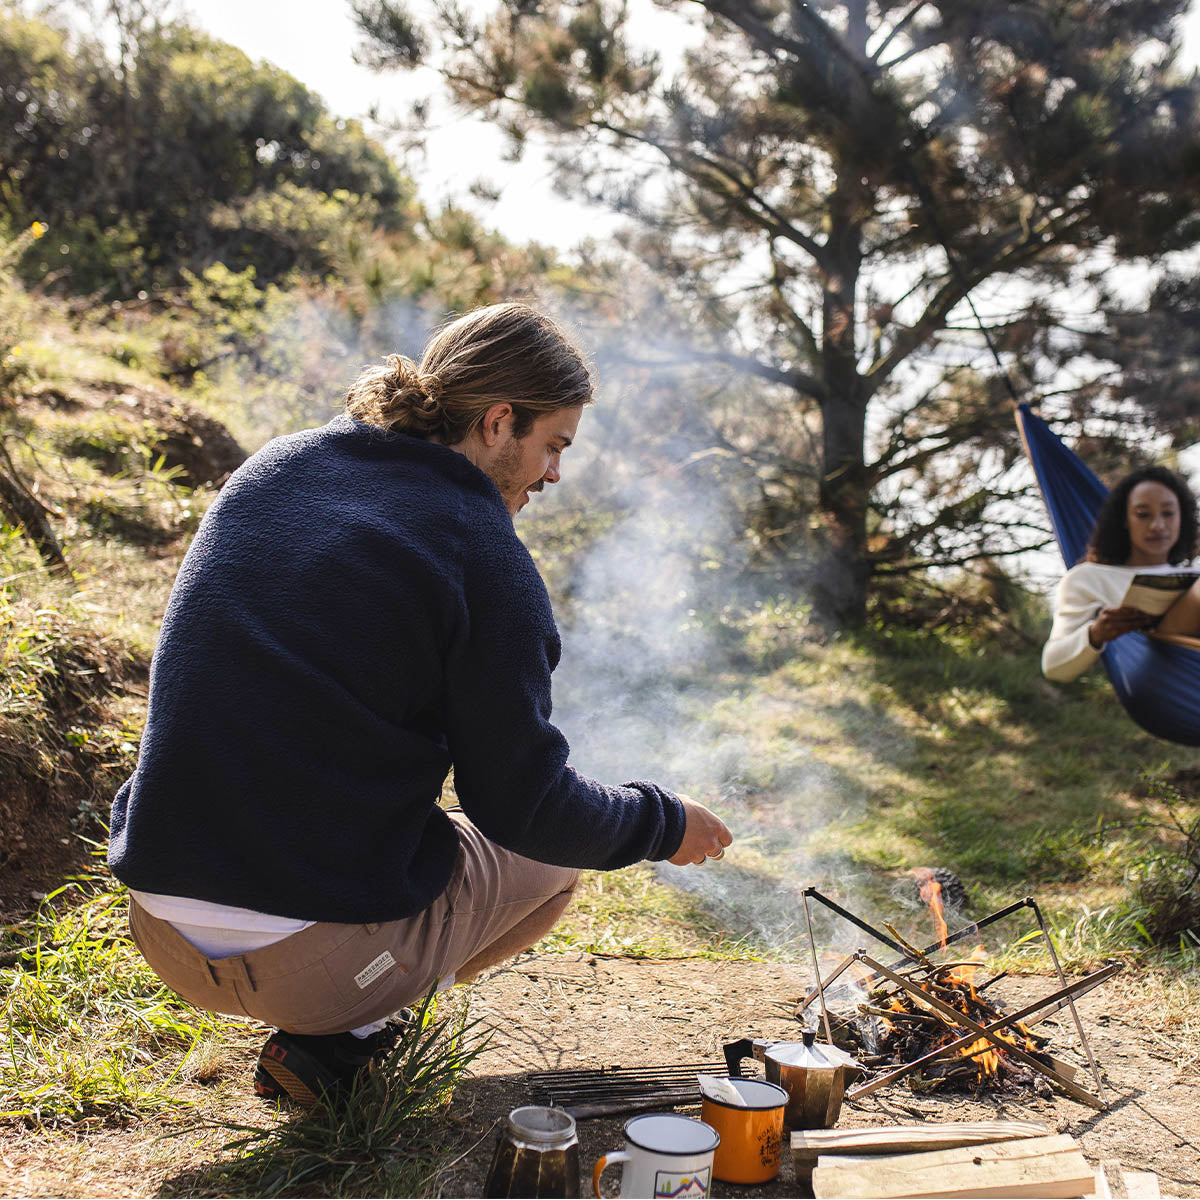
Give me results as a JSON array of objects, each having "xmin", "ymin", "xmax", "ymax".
[{"xmin": 487, "ymin": 438, "xmax": 537, "ymax": 515}]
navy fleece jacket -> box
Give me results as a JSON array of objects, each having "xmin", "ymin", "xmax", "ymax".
[{"xmin": 107, "ymin": 415, "xmax": 686, "ymax": 923}]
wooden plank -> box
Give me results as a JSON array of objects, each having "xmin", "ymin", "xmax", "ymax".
[
  {"xmin": 1041, "ymin": 1052, "xmax": 1087, "ymax": 1085},
  {"xmin": 1087, "ymin": 1160, "xmax": 1115, "ymax": 1199},
  {"xmin": 1121, "ymin": 1171, "xmax": 1162, "ymax": 1198},
  {"xmin": 792, "ymin": 1121, "xmax": 1050, "ymax": 1180},
  {"xmin": 811, "ymin": 1133, "xmax": 1094, "ymax": 1199}
]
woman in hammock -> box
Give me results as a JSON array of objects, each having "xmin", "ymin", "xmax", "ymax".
[{"xmin": 1042, "ymin": 465, "xmax": 1200, "ymax": 682}]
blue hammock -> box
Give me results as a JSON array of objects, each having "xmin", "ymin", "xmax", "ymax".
[{"xmin": 1016, "ymin": 403, "xmax": 1200, "ymax": 746}]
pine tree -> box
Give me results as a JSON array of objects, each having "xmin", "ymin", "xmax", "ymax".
[{"xmin": 356, "ymin": 0, "xmax": 1200, "ymax": 624}]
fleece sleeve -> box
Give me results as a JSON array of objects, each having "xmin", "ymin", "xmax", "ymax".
[
  {"xmin": 1042, "ymin": 570, "xmax": 1104, "ymax": 682},
  {"xmin": 440, "ymin": 528, "xmax": 686, "ymax": 870}
]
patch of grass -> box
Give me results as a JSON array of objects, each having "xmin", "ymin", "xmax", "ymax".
[
  {"xmin": 1, "ymin": 875, "xmax": 237, "ymax": 1125},
  {"xmin": 540, "ymin": 863, "xmax": 762, "ymax": 959},
  {"xmin": 163, "ymin": 991, "xmax": 482, "ymax": 1199},
  {"xmin": 530, "ymin": 610, "xmax": 1200, "ymax": 971},
  {"xmin": 3, "ymin": 881, "xmax": 482, "ymax": 1197}
]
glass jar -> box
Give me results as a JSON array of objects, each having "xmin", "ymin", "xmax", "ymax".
[{"xmin": 484, "ymin": 1105, "xmax": 581, "ymax": 1198}]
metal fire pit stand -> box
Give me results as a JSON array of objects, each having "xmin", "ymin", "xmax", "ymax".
[{"xmin": 799, "ymin": 888, "xmax": 1114, "ymax": 1110}]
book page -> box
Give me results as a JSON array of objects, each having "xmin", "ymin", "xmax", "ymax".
[{"xmin": 1121, "ymin": 570, "xmax": 1200, "ymax": 617}]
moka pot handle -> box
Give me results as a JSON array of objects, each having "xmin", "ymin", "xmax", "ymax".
[{"xmin": 722, "ymin": 1037, "xmax": 768, "ymax": 1077}]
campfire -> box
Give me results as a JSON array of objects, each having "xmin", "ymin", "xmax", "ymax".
[{"xmin": 798, "ymin": 883, "xmax": 1116, "ymax": 1109}]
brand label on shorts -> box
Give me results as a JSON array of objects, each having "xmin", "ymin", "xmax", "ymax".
[{"xmin": 354, "ymin": 951, "xmax": 396, "ymax": 989}]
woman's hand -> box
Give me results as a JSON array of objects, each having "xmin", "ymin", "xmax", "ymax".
[
  {"xmin": 1088, "ymin": 605, "xmax": 1154, "ymax": 648},
  {"xmin": 667, "ymin": 795, "xmax": 733, "ymax": 866}
]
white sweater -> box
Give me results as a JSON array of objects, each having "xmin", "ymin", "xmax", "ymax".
[{"xmin": 1041, "ymin": 562, "xmax": 1143, "ymax": 682}]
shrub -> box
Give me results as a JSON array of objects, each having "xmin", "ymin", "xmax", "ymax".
[
  {"xmin": 1110, "ymin": 770, "xmax": 1200, "ymax": 951},
  {"xmin": 0, "ymin": 220, "xmax": 44, "ymax": 402}
]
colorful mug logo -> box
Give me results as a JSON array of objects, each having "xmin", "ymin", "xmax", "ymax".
[{"xmin": 653, "ymin": 1168, "xmax": 711, "ymax": 1198}]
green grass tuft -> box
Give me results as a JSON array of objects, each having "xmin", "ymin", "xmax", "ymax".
[
  {"xmin": 164, "ymin": 990, "xmax": 483, "ymax": 1198},
  {"xmin": 1, "ymin": 874, "xmax": 236, "ymax": 1125}
]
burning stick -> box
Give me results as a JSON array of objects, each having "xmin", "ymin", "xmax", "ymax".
[
  {"xmin": 847, "ymin": 962, "xmax": 1120, "ymax": 1103},
  {"xmin": 851, "ymin": 951, "xmax": 1108, "ymax": 1109}
]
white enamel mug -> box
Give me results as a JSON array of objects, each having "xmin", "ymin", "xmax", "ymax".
[{"xmin": 592, "ymin": 1113, "xmax": 720, "ymax": 1198}]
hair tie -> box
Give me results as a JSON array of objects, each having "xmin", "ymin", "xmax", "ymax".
[{"xmin": 418, "ymin": 373, "xmax": 443, "ymax": 406}]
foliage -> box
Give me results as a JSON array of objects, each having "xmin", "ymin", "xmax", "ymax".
[
  {"xmin": 1, "ymin": 874, "xmax": 231, "ymax": 1124},
  {"xmin": 0, "ymin": 583, "xmax": 144, "ymax": 813},
  {"xmin": 1071, "ymin": 270, "xmax": 1200, "ymax": 452},
  {"xmin": 0, "ymin": 7, "xmax": 411, "ymax": 293},
  {"xmin": 0, "ymin": 219, "xmax": 71, "ymax": 570},
  {"xmin": 357, "ymin": 0, "xmax": 1200, "ymax": 624},
  {"xmin": 1104, "ymin": 768, "xmax": 1200, "ymax": 951},
  {"xmin": 0, "ymin": 219, "xmax": 41, "ymax": 401}
]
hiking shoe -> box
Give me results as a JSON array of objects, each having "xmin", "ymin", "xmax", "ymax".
[
  {"xmin": 252, "ymin": 1062, "xmax": 287, "ymax": 1105},
  {"xmin": 254, "ymin": 1012, "xmax": 415, "ymax": 1110}
]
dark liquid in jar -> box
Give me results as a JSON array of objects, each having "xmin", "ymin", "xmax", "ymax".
[{"xmin": 484, "ymin": 1137, "xmax": 580, "ymax": 1198}]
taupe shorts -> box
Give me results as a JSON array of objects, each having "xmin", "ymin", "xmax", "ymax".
[{"xmin": 127, "ymin": 811, "xmax": 579, "ymax": 1035}]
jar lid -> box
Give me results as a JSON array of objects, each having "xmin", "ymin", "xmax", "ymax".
[{"xmin": 506, "ymin": 1105, "xmax": 577, "ymax": 1145}]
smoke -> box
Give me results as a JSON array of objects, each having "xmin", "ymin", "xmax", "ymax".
[
  {"xmin": 528, "ymin": 353, "xmax": 915, "ymax": 961},
  {"xmin": 216, "ymin": 279, "xmax": 920, "ymax": 961}
]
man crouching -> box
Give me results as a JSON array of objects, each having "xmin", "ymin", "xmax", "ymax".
[{"xmin": 108, "ymin": 302, "xmax": 732, "ymax": 1108}]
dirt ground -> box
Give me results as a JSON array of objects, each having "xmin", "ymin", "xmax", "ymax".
[
  {"xmin": 440, "ymin": 952, "xmax": 1200, "ymax": 1199},
  {"xmin": 2, "ymin": 950, "xmax": 1198, "ymax": 1198}
]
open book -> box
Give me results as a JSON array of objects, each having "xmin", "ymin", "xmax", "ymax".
[{"xmin": 1121, "ymin": 566, "xmax": 1200, "ymax": 617}]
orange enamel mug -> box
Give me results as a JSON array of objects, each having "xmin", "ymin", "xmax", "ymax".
[{"xmin": 699, "ymin": 1077, "xmax": 788, "ymax": 1184}]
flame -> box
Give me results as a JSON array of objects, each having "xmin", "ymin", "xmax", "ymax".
[
  {"xmin": 868, "ymin": 881, "xmax": 1052, "ymax": 1090},
  {"xmin": 911, "ymin": 867, "xmax": 948, "ymax": 947},
  {"xmin": 958, "ymin": 945, "xmax": 986, "ymax": 984},
  {"xmin": 921, "ymin": 950, "xmax": 1042, "ymax": 1080},
  {"xmin": 958, "ymin": 1036, "xmax": 1002, "ymax": 1076}
]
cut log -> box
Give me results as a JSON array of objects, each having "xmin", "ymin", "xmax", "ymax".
[
  {"xmin": 792, "ymin": 1121, "xmax": 1050, "ymax": 1183},
  {"xmin": 811, "ymin": 1133, "xmax": 1093, "ymax": 1199},
  {"xmin": 1121, "ymin": 1171, "xmax": 1161, "ymax": 1198}
]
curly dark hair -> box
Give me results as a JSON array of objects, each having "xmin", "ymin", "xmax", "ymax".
[{"xmin": 1085, "ymin": 465, "xmax": 1199, "ymax": 565}]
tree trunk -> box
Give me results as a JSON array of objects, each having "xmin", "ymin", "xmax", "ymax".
[
  {"xmin": 813, "ymin": 165, "xmax": 869, "ymax": 627},
  {"xmin": 813, "ymin": 398, "xmax": 869, "ymax": 627}
]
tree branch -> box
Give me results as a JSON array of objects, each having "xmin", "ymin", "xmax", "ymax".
[
  {"xmin": 608, "ymin": 346, "xmax": 828, "ymax": 401},
  {"xmin": 0, "ymin": 441, "xmax": 70, "ymax": 575}
]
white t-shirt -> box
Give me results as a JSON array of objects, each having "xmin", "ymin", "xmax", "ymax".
[{"xmin": 129, "ymin": 889, "xmax": 313, "ymax": 958}]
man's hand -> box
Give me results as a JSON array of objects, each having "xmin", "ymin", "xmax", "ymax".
[
  {"xmin": 1088, "ymin": 606, "xmax": 1154, "ymax": 648},
  {"xmin": 667, "ymin": 795, "xmax": 733, "ymax": 866}
]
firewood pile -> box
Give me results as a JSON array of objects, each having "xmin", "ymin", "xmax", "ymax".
[
  {"xmin": 834, "ymin": 954, "xmax": 1052, "ymax": 1094},
  {"xmin": 792, "ymin": 1123, "xmax": 1165, "ymax": 1199}
]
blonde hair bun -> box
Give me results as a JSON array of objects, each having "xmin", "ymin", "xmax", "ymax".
[{"xmin": 345, "ymin": 303, "xmax": 592, "ymax": 444}]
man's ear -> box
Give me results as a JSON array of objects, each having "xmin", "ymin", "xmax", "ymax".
[{"xmin": 478, "ymin": 402, "xmax": 514, "ymax": 447}]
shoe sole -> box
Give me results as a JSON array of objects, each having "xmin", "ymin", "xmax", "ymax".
[{"xmin": 257, "ymin": 1059, "xmax": 326, "ymax": 1111}]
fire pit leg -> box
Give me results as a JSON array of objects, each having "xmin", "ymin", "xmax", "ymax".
[
  {"xmin": 802, "ymin": 890, "xmax": 835, "ymax": 1046},
  {"xmin": 799, "ymin": 952, "xmax": 858, "ymax": 1013},
  {"xmin": 1027, "ymin": 899, "xmax": 1107, "ymax": 1107}
]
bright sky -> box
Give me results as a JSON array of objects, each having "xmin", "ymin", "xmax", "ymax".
[
  {"xmin": 179, "ymin": 0, "xmax": 1200, "ymax": 252},
  {"xmin": 179, "ymin": 0, "xmax": 701, "ymax": 249}
]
